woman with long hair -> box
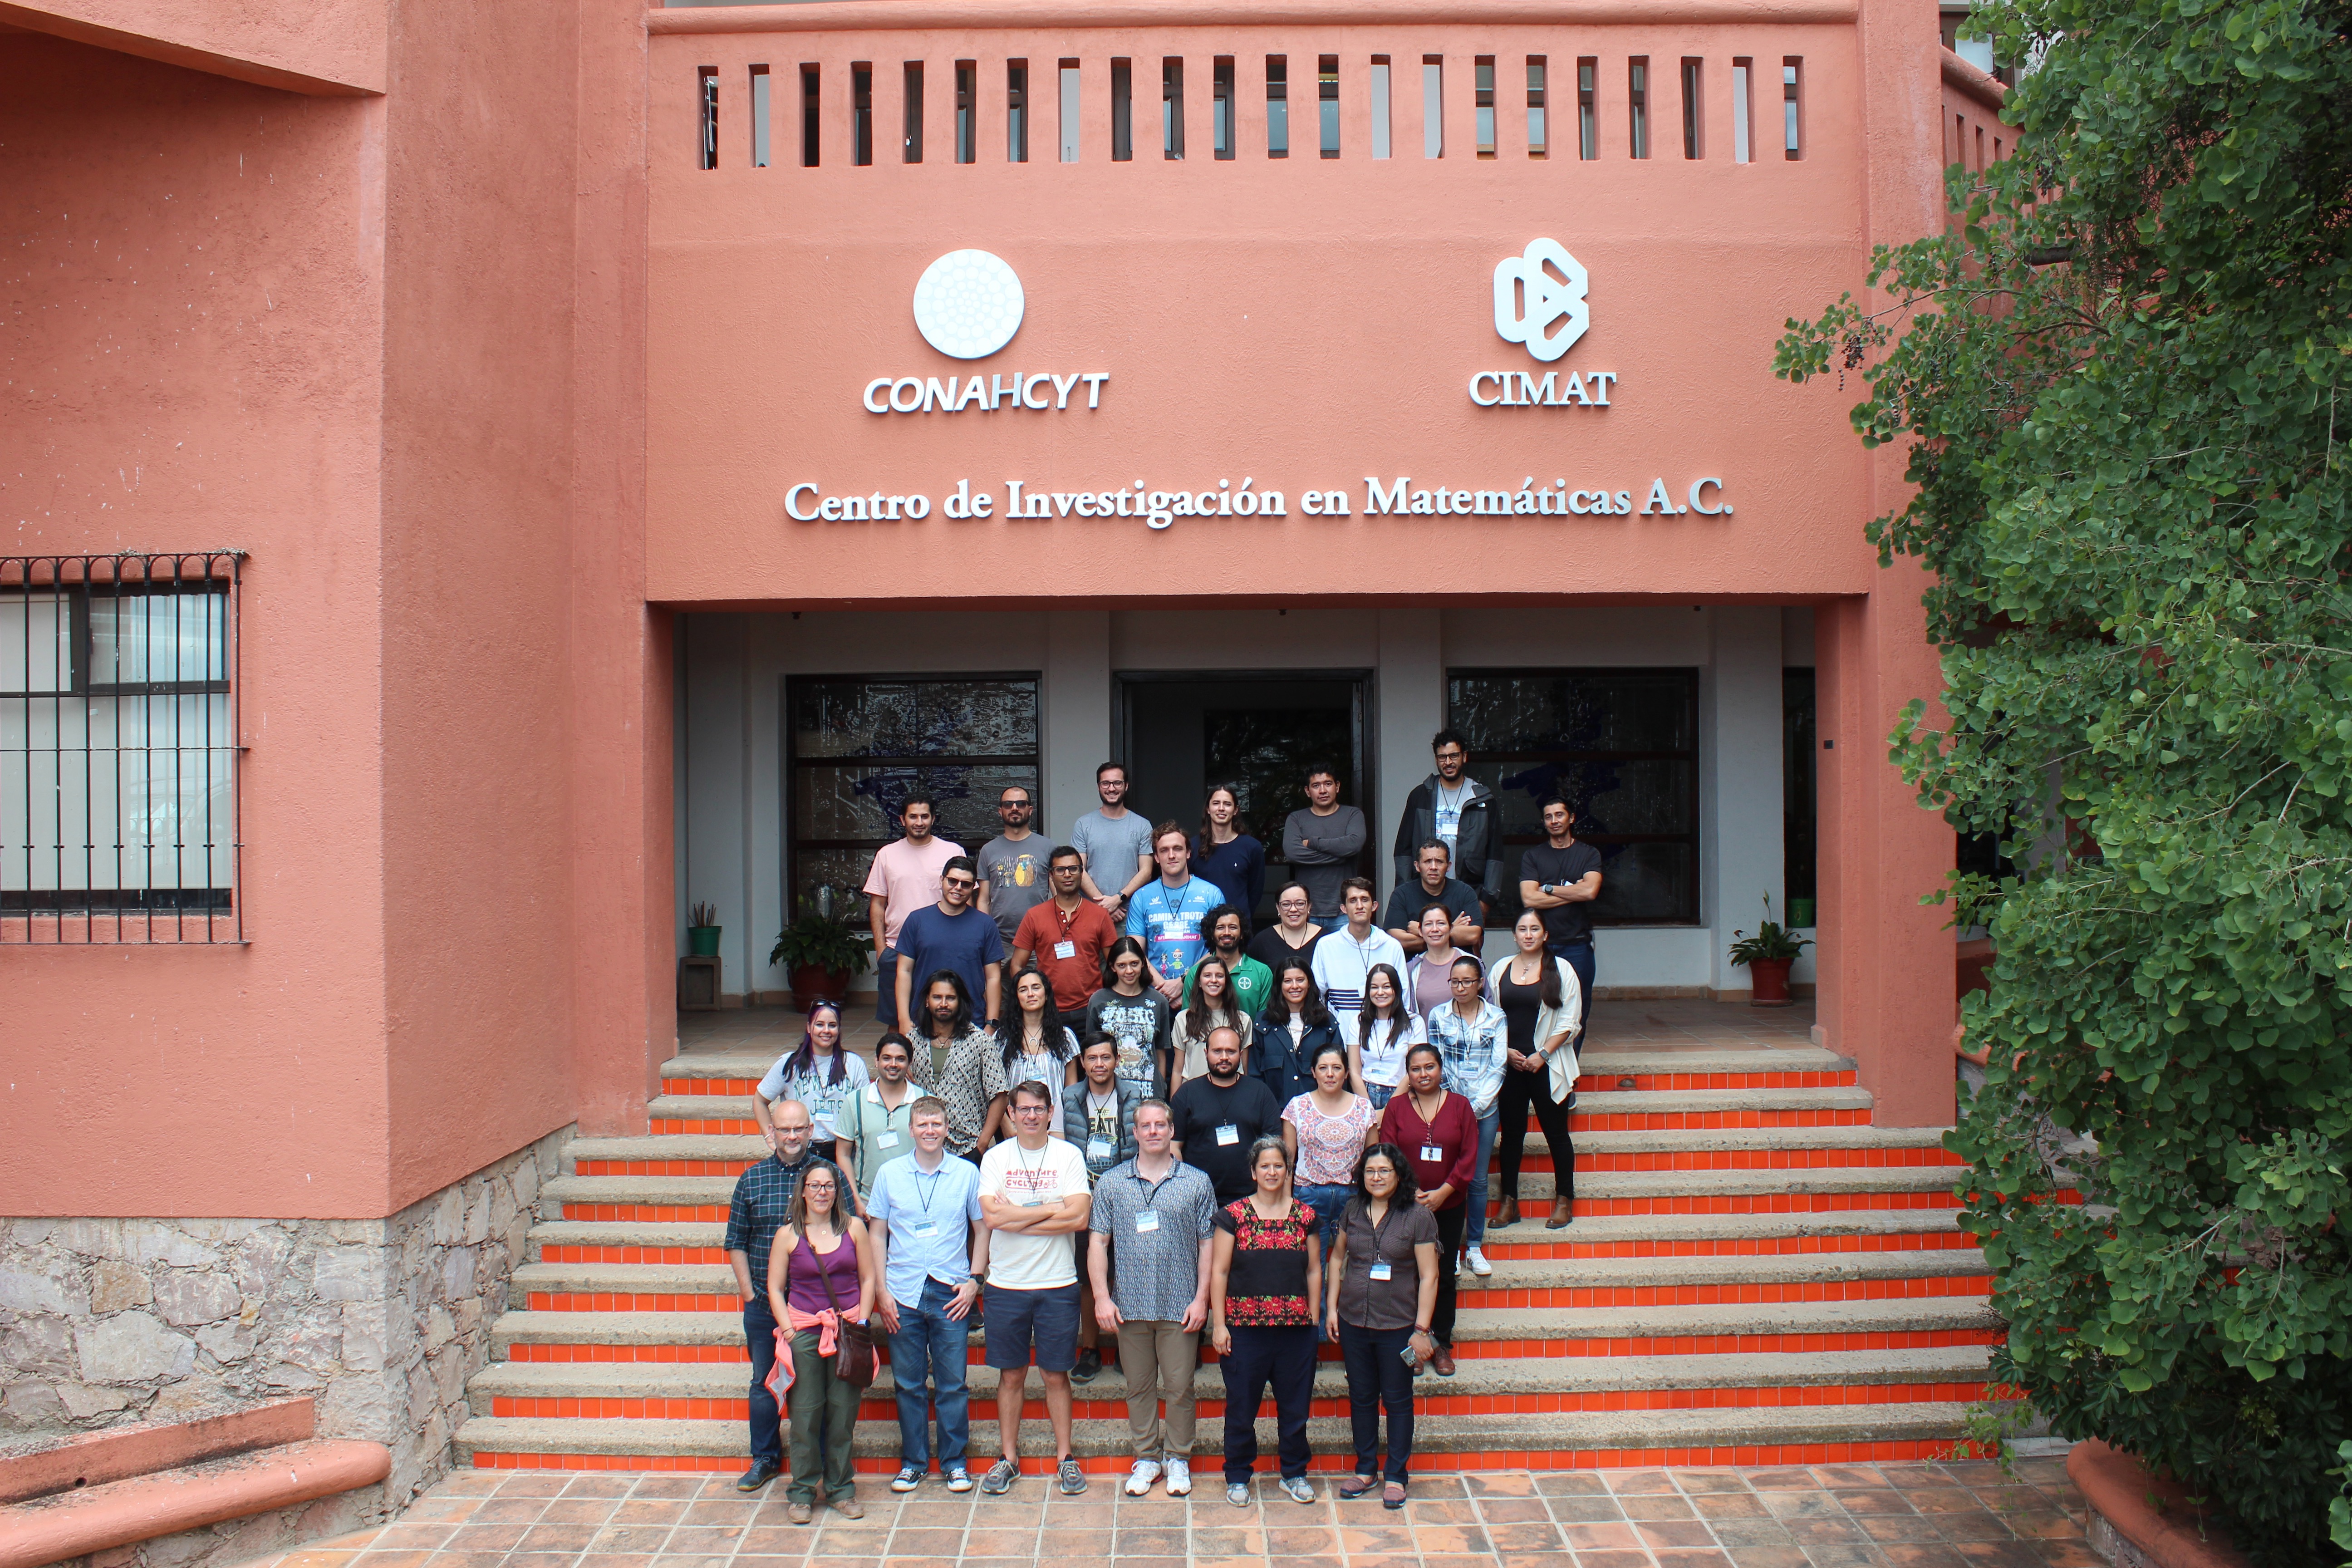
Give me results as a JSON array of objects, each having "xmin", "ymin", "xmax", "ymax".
[
  {"xmin": 1326, "ymin": 1143, "xmax": 1439, "ymax": 1508},
  {"xmin": 1082, "ymin": 934, "xmax": 1174, "ymax": 1097},
  {"xmin": 1255, "ymin": 957, "xmax": 1341, "ymax": 1104},
  {"xmin": 756, "ymin": 999, "xmax": 872, "ymax": 1163},
  {"xmin": 764, "ymin": 1159, "xmax": 877, "ymax": 1524},
  {"xmin": 1401, "ymin": 903, "xmax": 1467, "ymax": 1021},
  {"xmin": 1488, "ymin": 908, "xmax": 1582, "ymax": 1229},
  {"xmin": 1348, "ymin": 963, "xmax": 1424, "ymax": 1109},
  {"xmin": 996, "ymin": 967, "xmax": 1080, "ymax": 1137},
  {"xmin": 1209, "ymin": 1136, "xmax": 1323, "ymax": 1508},
  {"xmin": 1191, "ymin": 785, "xmax": 1266, "ymax": 934},
  {"xmin": 1282, "ymin": 1038, "xmax": 1376, "ymax": 1263},
  {"xmin": 1171, "ymin": 954, "xmax": 1257, "ymax": 1091},
  {"xmin": 1374, "ymin": 1043, "xmax": 1476, "ymax": 1377}
]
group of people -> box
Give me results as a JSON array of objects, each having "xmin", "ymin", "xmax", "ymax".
[{"xmin": 724, "ymin": 729, "xmax": 1604, "ymax": 1516}]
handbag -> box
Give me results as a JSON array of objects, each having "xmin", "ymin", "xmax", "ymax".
[{"xmin": 812, "ymin": 1232, "xmax": 877, "ymax": 1391}]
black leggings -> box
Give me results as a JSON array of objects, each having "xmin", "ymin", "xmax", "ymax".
[
  {"xmin": 1431, "ymin": 1204, "xmax": 1466, "ymax": 1346},
  {"xmin": 1497, "ymin": 1064, "xmax": 1573, "ymax": 1205}
]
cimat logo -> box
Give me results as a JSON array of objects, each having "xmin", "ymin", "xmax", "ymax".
[{"xmin": 1493, "ymin": 239, "xmax": 1589, "ymax": 363}]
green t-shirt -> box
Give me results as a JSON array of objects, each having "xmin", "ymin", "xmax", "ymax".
[
  {"xmin": 1185, "ymin": 953, "xmax": 1275, "ymax": 1018},
  {"xmin": 834, "ymin": 1081, "xmax": 920, "ymax": 1196}
]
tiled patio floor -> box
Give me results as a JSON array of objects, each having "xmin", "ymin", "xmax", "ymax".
[{"xmin": 245, "ymin": 1455, "xmax": 2094, "ymax": 1568}]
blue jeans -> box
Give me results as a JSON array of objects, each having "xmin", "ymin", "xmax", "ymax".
[
  {"xmin": 1463, "ymin": 1107, "xmax": 1500, "ymax": 1247},
  {"xmin": 1221, "ymin": 1324, "xmax": 1316, "ymax": 1483},
  {"xmin": 875, "ymin": 949, "xmax": 901, "ymax": 1027},
  {"xmin": 1297, "ymin": 1181, "xmax": 1354, "ymax": 1333},
  {"xmin": 1337, "ymin": 1321, "xmax": 1417, "ymax": 1483},
  {"xmin": 1365, "ymin": 1083, "xmax": 1396, "ymax": 1111},
  {"xmin": 1547, "ymin": 941, "xmax": 1596, "ymax": 1047},
  {"xmin": 743, "ymin": 1301, "xmax": 785, "ymax": 1469},
  {"xmin": 1311, "ymin": 914, "xmax": 1346, "ymax": 933},
  {"xmin": 888, "ymin": 1276, "xmax": 972, "ymax": 1470}
]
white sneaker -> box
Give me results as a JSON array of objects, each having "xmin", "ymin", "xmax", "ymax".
[
  {"xmin": 1163, "ymin": 1457, "xmax": 1192, "ymax": 1496},
  {"xmin": 1465, "ymin": 1246, "xmax": 1493, "ymax": 1277},
  {"xmin": 1125, "ymin": 1459, "xmax": 1162, "ymax": 1496}
]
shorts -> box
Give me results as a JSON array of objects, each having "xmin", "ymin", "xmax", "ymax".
[{"xmin": 982, "ymin": 1281, "xmax": 1081, "ymax": 1372}]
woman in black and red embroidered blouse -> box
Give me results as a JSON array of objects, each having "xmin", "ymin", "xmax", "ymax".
[{"xmin": 1208, "ymin": 1135, "xmax": 1323, "ymax": 1507}]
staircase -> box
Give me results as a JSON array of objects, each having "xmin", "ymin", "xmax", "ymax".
[{"xmin": 452, "ymin": 1029, "xmax": 1996, "ymax": 1475}]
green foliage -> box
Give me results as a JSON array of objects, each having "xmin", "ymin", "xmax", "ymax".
[
  {"xmin": 1776, "ymin": 0, "xmax": 2352, "ymax": 1557},
  {"xmin": 1728, "ymin": 893, "xmax": 1814, "ymax": 964},
  {"xmin": 770, "ymin": 910, "xmax": 873, "ymax": 978},
  {"xmin": 2332, "ymin": 1440, "xmax": 2352, "ymax": 1558}
]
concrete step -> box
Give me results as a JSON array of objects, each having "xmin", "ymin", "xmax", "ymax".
[
  {"xmin": 467, "ymin": 1342, "xmax": 1997, "ymax": 1418},
  {"xmin": 453, "ymin": 1399, "xmax": 1986, "ymax": 1471}
]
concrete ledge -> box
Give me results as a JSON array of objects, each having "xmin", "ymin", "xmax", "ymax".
[
  {"xmin": 0, "ymin": 1398, "xmax": 314, "ymax": 1505},
  {"xmin": 2068, "ymin": 1439, "xmax": 2250, "ymax": 1568},
  {"xmin": 0, "ymin": 1438, "xmax": 390, "ymax": 1568}
]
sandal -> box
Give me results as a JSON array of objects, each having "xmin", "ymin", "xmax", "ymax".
[{"xmin": 1338, "ymin": 1473, "xmax": 1379, "ymax": 1499}]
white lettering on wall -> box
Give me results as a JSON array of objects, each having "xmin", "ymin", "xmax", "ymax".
[
  {"xmin": 862, "ymin": 373, "xmax": 1109, "ymax": 414},
  {"xmin": 786, "ymin": 476, "xmax": 1728, "ymax": 528},
  {"xmin": 1468, "ymin": 370, "xmax": 1617, "ymax": 407}
]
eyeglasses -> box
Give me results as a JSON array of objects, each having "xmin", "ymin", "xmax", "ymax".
[
  {"xmin": 943, "ymin": 877, "xmax": 977, "ymax": 890},
  {"xmin": 1449, "ymin": 976, "xmax": 1481, "ymax": 987},
  {"xmin": 1013, "ymin": 1103, "xmax": 1052, "ymax": 1115}
]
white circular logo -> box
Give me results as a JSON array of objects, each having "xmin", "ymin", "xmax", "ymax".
[{"xmin": 911, "ymin": 249, "xmax": 1025, "ymax": 359}]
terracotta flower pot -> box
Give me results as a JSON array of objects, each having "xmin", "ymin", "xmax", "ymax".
[
  {"xmin": 790, "ymin": 963, "xmax": 853, "ymax": 1013},
  {"xmin": 1746, "ymin": 956, "xmax": 1795, "ymax": 1006}
]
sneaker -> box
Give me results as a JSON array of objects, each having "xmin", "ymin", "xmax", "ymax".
[
  {"xmin": 1057, "ymin": 1456, "xmax": 1089, "ymax": 1495},
  {"xmin": 945, "ymin": 1466, "xmax": 973, "ymax": 1493},
  {"xmin": 735, "ymin": 1460, "xmax": 781, "ymax": 1492},
  {"xmin": 1071, "ymin": 1347, "xmax": 1102, "ymax": 1384},
  {"xmin": 1465, "ymin": 1245, "xmax": 1493, "ymax": 1277},
  {"xmin": 1226, "ymin": 1481, "xmax": 1253, "ymax": 1508},
  {"xmin": 1163, "ymin": 1457, "xmax": 1192, "ymax": 1496},
  {"xmin": 890, "ymin": 1465, "xmax": 923, "ymax": 1493},
  {"xmin": 830, "ymin": 1492, "xmax": 864, "ymax": 1519},
  {"xmin": 1281, "ymin": 1475, "xmax": 1316, "ymax": 1504},
  {"xmin": 981, "ymin": 1457, "xmax": 1020, "ymax": 1495},
  {"xmin": 1124, "ymin": 1459, "xmax": 1162, "ymax": 1496}
]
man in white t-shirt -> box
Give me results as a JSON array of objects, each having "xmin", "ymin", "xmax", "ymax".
[
  {"xmin": 976, "ymin": 1081, "xmax": 1094, "ymax": 1497},
  {"xmin": 863, "ymin": 793, "xmax": 964, "ymax": 1029},
  {"xmin": 1311, "ymin": 875, "xmax": 1409, "ymax": 1042}
]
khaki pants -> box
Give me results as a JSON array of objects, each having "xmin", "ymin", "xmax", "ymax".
[{"xmin": 1115, "ymin": 1319, "xmax": 1198, "ymax": 1461}]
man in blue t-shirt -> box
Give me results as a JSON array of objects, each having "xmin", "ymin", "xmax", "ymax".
[
  {"xmin": 894, "ymin": 855, "xmax": 1007, "ymax": 1027},
  {"xmin": 1124, "ymin": 822, "xmax": 1223, "ymax": 1003}
]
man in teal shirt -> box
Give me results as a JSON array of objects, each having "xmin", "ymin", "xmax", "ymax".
[{"xmin": 1126, "ymin": 823, "xmax": 1223, "ymax": 1002}]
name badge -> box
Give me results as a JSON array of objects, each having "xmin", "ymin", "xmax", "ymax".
[
  {"xmin": 910, "ymin": 1219, "xmax": 939, "ymax": 1239},
  {"xmin": 1053, "ymin": 940, "xmax": 1077, "ymax": 960},
  {"xmin": 1134, "ymin": 1209, "xmax": 1160, "ymax": 1233},
  {"xmin": 877, "ymin": 1131, "xmax": 900, "ymax": 1148},
  {"xmin": 1215, "ymin": 1124, "xmax": 1240, "ymax": 1146},
  {"xmin": 1420, "ymin": 1144, "xmax": 1444, "ymax": 1163},
  {"xmin": 1369, "ymin": 1259, "xmax": 1393, "ymax": 1281},
  {"xmin": 1087, "ymin": 1136, "xmax": 1113, "ymax": 1161},
  {"xmin": 1021, "ymin": 1190, "xmax": 1047, "ymax": 1207}
]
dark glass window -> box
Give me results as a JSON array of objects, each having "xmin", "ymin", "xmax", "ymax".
[
  {"xmin": 786, "ymin": 675, "xmax": 1040, "ymax": 919},
  {"xmin": 1447, "ymin": 668, "xmax": 1699, "ymax": 925},
  {"xmin": 1783, "ymin": 668, "xmax": 1815, "ymax": 912}
]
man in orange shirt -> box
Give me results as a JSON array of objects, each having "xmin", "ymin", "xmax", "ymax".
[{"xmin": 1012, "ymin": 846, "xmax": 1119, "ymax": 1012}]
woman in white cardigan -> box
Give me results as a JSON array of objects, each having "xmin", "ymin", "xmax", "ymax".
[{"xmin": 1484, "ymin": 910, "xmax": 1584, "ymax": 1229}]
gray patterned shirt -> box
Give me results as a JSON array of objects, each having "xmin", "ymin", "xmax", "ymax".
[{"xmin": 1087, "ymin": 1158, "xmax": 1217, "ymax": 1323}]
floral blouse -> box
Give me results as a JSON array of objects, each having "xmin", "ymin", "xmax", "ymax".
[{"xmin": 1215, "ymin": 1197, "xmax": 1317, "ymax": 1327}]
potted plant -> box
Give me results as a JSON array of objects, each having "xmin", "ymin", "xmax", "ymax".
[
  {"xmin": 1728, "ymin": 893, "xmax": 1812, "ymax": 1007},
  {"xmin": 771, "ymin": 906, "xmax": 873, "ymax": 1012},
  {"xmin": 686, "ymin": 901, "xmax": 722, "ymax": 958}
]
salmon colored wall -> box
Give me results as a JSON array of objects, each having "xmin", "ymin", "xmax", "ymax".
[
  {"xmin": 0, "ymin": 0, "xmax": 385, "ymax": 93},
  {"xmin": 0, "ymin": 37, "xmax": 394, "ymax": 1214}
]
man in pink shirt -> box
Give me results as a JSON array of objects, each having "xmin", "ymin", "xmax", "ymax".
[{"xmin": 864, "ymin": 793, "xmax": 965, "ymax": 1027}]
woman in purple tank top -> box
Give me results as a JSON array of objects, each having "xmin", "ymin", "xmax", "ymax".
[{"xmin": 764, "ymin": 1162, "xmax": 875, "ymax": 1524}]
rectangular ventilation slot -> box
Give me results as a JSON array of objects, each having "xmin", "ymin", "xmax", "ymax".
[
  {"xmin": 1975, "ymin": 124, "xmax": 1985, "ymax": 167},
  {"xmin": 1319, "ymin": 56, "xmax": 1339, "ymax": 157},
  {"xmin": 903, "ymin": 62, "xmax": 923, "ymax": 162},
  {"xmin": 800, "ymin": 65, "xmax": 820, "ymax": 166},
  {"xmin": 1783, "ymin": 57, "xmax": 1802, "ymax": 159},
  {"xmin": 1681, "ymin": 58, "xmax": 1702, "ymax": 157},
  {"xmin": 1474, "ymin": 56, "xmax": 1495, "ymax": 157},
  {"xmin": 1059, "ymin": 59, "xmax": 1080, "ymax": 162},
  {"xmin": 1213, "ymin": 57, "xmax": 1234, "ymax": 158},
  {"xmin": 1577, "ymin": 57, "xmax": 1596, "ymax": 159},
  {"xmin": 1370, "ymin": 55, "xmax": 1391, "ymax": 158},
  {"xmin": 1007, "ymin": 60, "xmax": 1029, "ymax": 162},
  {"xmin": 1526, "ymin": 56, "xmax": 1547, "ymax": 157},
  {"xmin": 750, "ymin": 65, "xmax": 770, "ymax": 167},
  {"xmin": 1423, "ymin": 56, "xmax": 1443, "ymax": 157},
  {"xmin": 1266, "ymin": 55, "xmax": 1287, "ymax": 157},
  {"xmin": 697, "ymin": 67, "xmax": 717, "ymax": 169},
  {"xmin": 852, "ymin": 63, "xmax": 873, "ymax": 165},
  {"xmin": 1628, "ymin": 57, "xmax": 1650, "ymax": 159},
  {"xmin": 956, "ymin": 61, "xmax": 976, "ymax": 163},
  {"xmin": 1111, "ymin": 58, "xmax": 1133, "ymax": 161},
  {"xmin": 1163, "ymin": 58, "xmax": 1185, "ymax": 158},
  {"xmin": 1733, "ymin": 58, "xmax": 1752, "ymax": 163}
]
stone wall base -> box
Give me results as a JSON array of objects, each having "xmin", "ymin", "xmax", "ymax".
[{"xmin": 37, "ymin": 1480, "xmax": 388, "ymax": 1568}]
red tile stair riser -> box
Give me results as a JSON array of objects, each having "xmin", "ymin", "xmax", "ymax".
[{"xmin": 535, "ymin": 1232, "xmax": 1980, "ymax": 1263}]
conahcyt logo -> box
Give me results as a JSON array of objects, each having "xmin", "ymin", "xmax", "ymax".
[{"xmin": 1493, "ymin": 239, "xmax": 1590, "ymax": 363}]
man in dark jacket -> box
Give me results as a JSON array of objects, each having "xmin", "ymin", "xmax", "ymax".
[{"xmin": 1391, "ymin": 729, "xmax": 1502, "ymax": 914}]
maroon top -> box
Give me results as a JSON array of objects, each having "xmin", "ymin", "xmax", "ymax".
[
  {"xmin": 1377, "ymin": 1091, "xmax": 1478, "ymax": 1210},
  {"xmin": 783, "ymin": 1229, "xmax": 862, "ymax": 1317}
]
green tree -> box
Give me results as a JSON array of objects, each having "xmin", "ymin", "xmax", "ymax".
[{"xmin": 1775, "ymin": 0, "xmax": 2351, "ymax": 1559}]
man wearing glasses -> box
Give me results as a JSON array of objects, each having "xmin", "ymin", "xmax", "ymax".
[
  {"xmin": 1391, "ymin": 730, "xmax": 1503, "ymax": 923},
  {"xmin": 976, "ymin": 785, "xmax": 1054, "ymax": 946},
  {"xmin": 894, "ymin": 855, "xmax": 1007, "ymax": 1029}
]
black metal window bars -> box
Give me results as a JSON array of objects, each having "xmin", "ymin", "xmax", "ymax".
[{"xmin": 2, "ymin": 553, "xmax": 244, "ymax": 944}]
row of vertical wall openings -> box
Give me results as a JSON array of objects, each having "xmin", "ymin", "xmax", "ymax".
[{"xmin": 699, "ymin": 55, "xmax": 1805, "ymax": 166}]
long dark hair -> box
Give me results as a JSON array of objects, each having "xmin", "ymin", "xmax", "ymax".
[
  {"xmin": 1344, "ymin": 1140, "xmax": 1422, "ymax": 1226},
  {"xmin": 1198, "ymin": 784, "xmax": 1252, "ymax": 848},
  {"xmin": 916, "ymin": 968, "xmax": 974, "ymax": 1039},
  {"xmin": 1183, "ymin": 954, "xmax": 1244, "ymax": 1042},
  {"xmin": 780, "ymin": 998, "xmax": 849, "ymax": 1087},
  {"xmin": 1355, "ymin": 963, "xmax": 1411, "ymax": 1053},
  {"xmin": 999, "ymin": 968, "xmax": 1077, "ymax": 1071},
  {"xmin": 1100, "ymin": 934, "xmax": 1149, "ymax": 991},
  {"xmin": 1261, "ymin": 958, "xmax": 1333, "ymax": 1031},
  {"xmin": 1499, "ymin": 915, "xmax": 1564, "ymax": 1009}
]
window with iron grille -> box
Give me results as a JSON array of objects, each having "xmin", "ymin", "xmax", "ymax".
[
  {"xmin": 2, "ymin": 554, "xmax": 242, "ymax": 943},
  {"xmin": 1447, "ymin": 668, "xmax": 1700, "ymax": 926}
]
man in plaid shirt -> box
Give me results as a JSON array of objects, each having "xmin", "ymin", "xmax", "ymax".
[{"xmin": 725, "ymin": 1098, "xmax": 843, "ymax": 1491}]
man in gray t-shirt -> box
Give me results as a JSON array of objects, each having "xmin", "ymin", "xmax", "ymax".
[
  {"xmin": 1072, "ymin": 762, "xmax": 1155, "ymax": 919},
  {"xmin": 1281, "ymin": 765, "xmax": 1369, "ymax": 922},
  {"xmin": 976, "ymin": 785, "xmax": 1055, "ymax": 944}
]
